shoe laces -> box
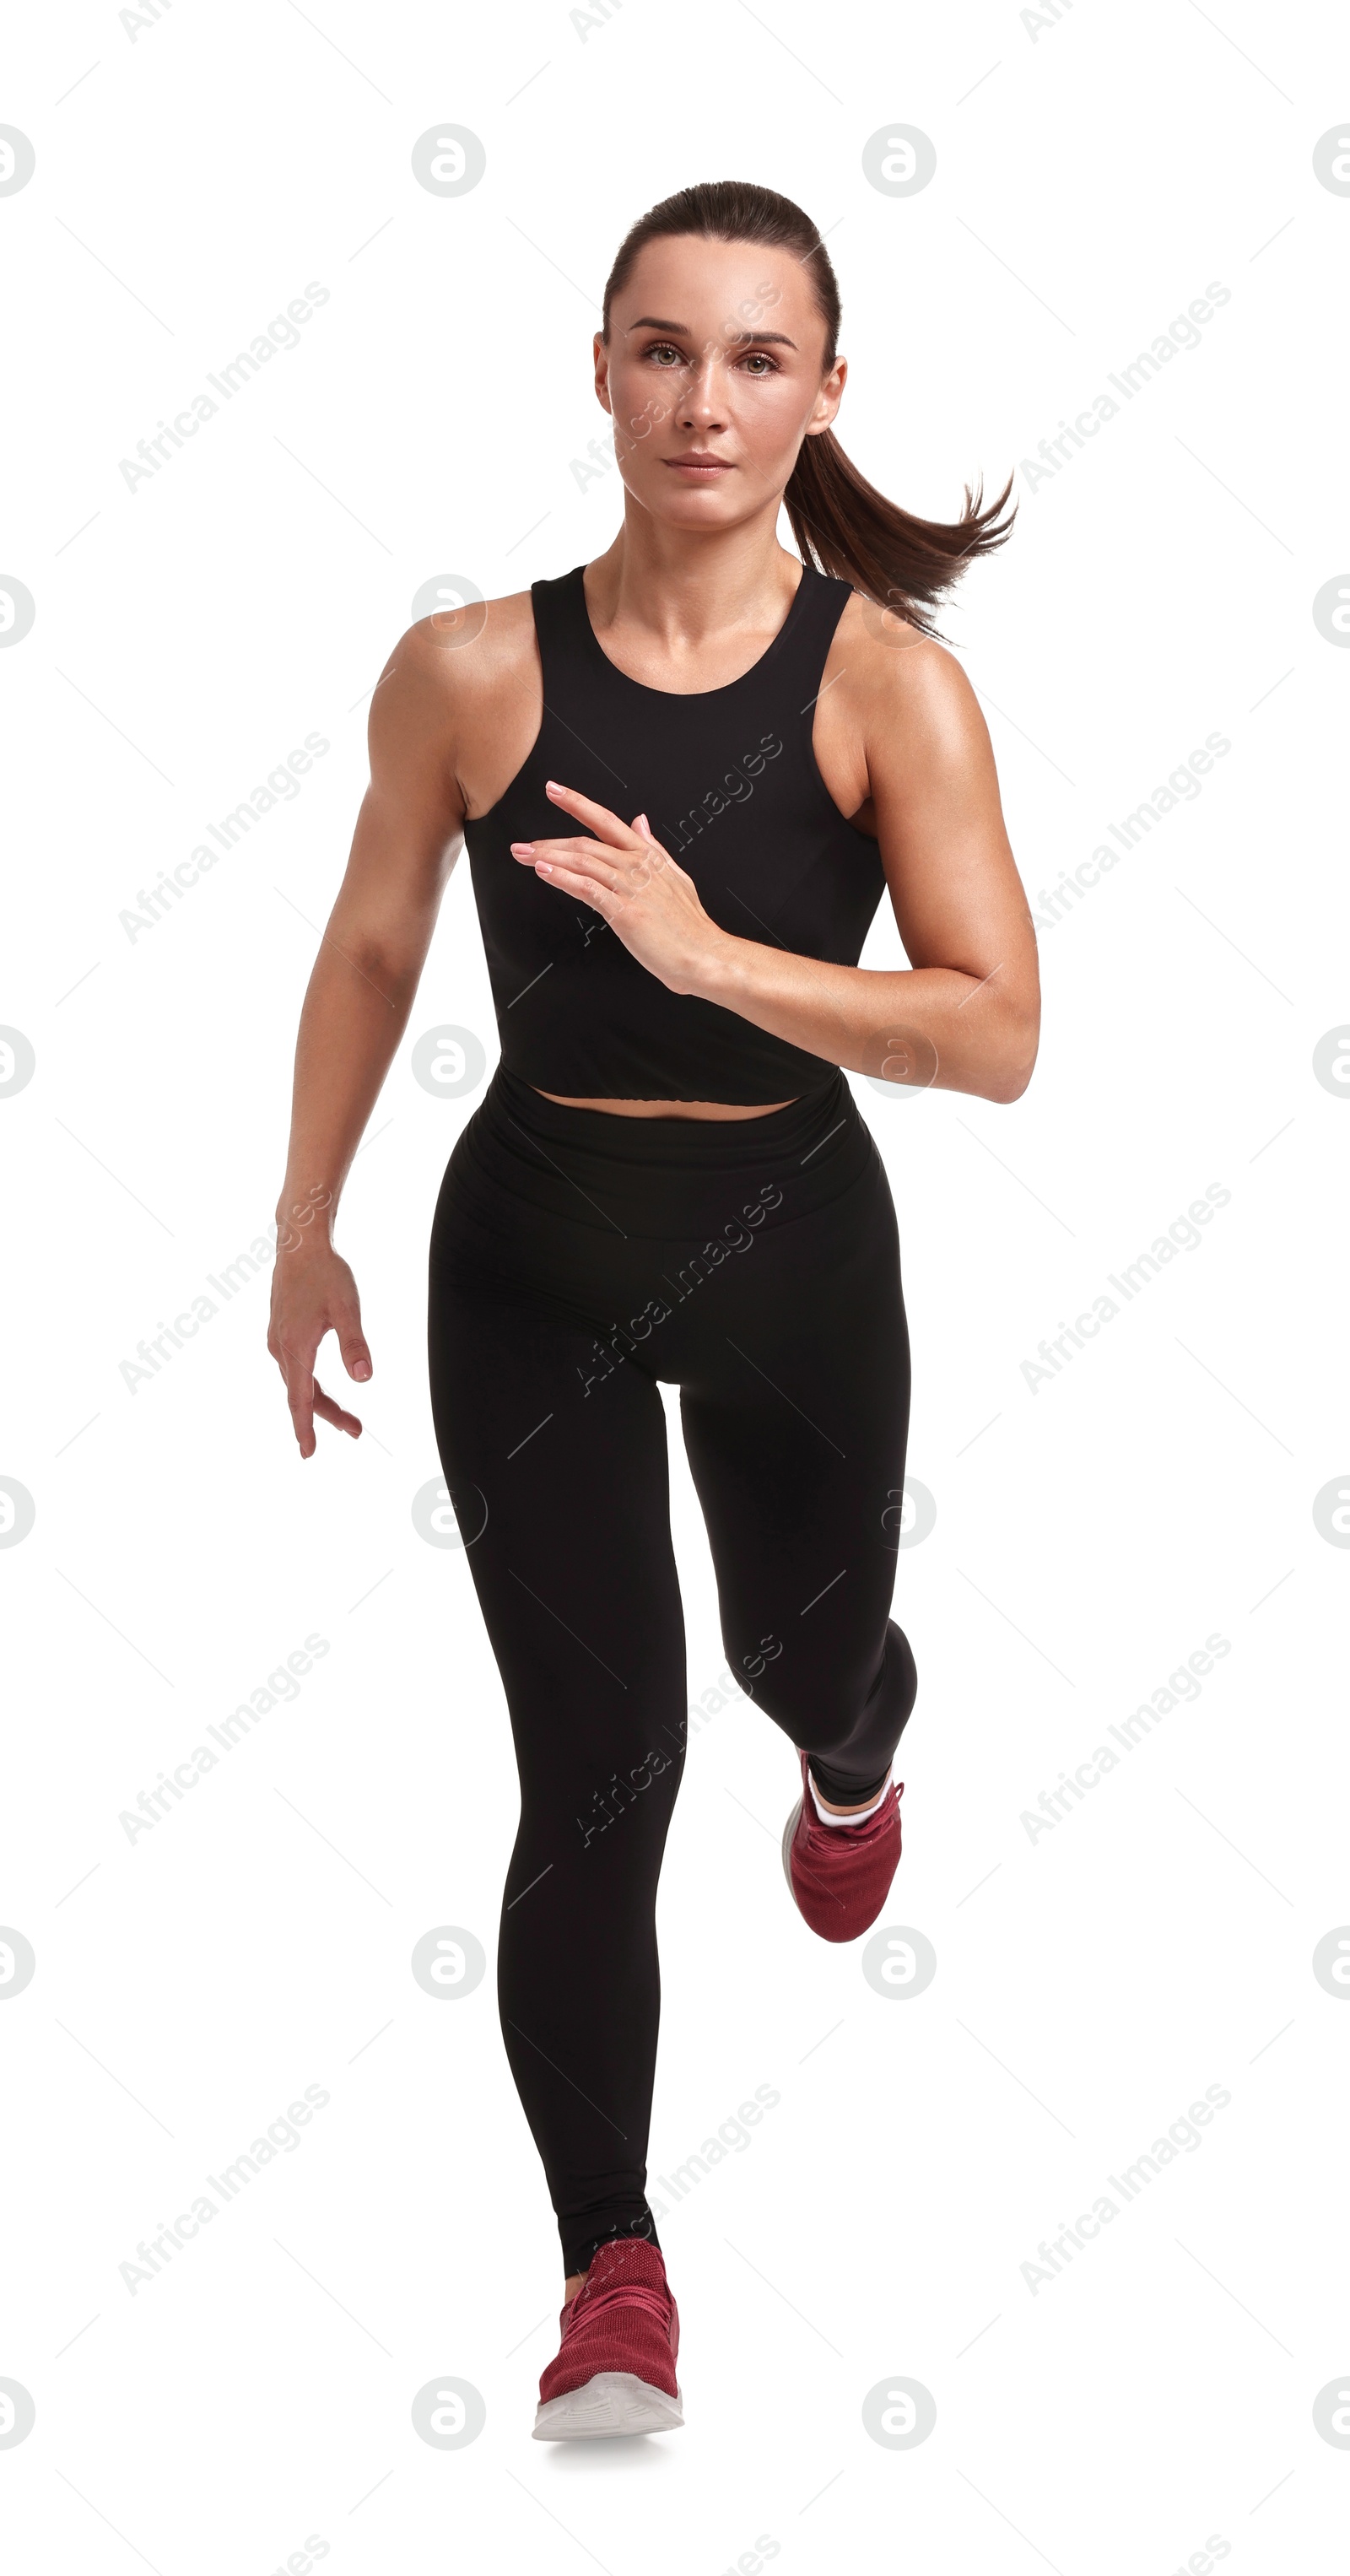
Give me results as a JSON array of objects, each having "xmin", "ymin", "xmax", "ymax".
[{"xmin": 567, "ymin": 2268, "xmax": 672, "ymax": 2340}]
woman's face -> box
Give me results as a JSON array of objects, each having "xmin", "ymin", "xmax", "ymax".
[{"xmin": 595, "ymin": 235, "xmax": 845, "ymax": 526}]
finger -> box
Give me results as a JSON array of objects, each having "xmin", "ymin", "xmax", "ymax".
[
  {"xmin": 630, "ymin": 815, "xmax": 678, "ymax": 868},
  {"xmin": 281, "ymin": 1354, "xmax": 317, "ymax": 1458},
  {"xmin": 543, "ymin": 780, "xmax": 632, "ymax": 845},
  {"xmin": 528, "ymin": 864, "xmax": 618, "ymax": 916},
  {"xmin": 312, "ymin": 1380, "xmax": 364, "ymax": 1439},
  {"xmin": 511, "ymin": 841, "xmax": 625, "ymax": 889},
  {"xmin": 537, "ymin": 855, "xmax": 624, "ymax": 891},
  {"xmin": 511, "ymin": 832, "xmax": 638, "ymax": 866},
  {"xmin": 333, "ymin": 1303, "xmax": 372, "ymax": 1384}
]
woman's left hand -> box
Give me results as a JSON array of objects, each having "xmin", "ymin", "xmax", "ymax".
[{"xmin": 510, "ymin": 781, "xmax": 730, "ymax": 996}]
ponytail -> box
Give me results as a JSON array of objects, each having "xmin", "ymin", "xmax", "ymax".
[
  {"xmin": 784, "ymin": 429, "xmax": 1013, "ymax": 644},
  {"xmin": 600, "ymin": 178, "xmax": 1017, "ymax": 643}
]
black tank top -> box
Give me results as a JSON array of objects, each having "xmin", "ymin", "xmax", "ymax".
[{"xmin": 463, "ymin": 560, "xmax": 886, "ymax": 1102}]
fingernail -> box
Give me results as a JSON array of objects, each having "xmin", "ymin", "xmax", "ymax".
[
  {"xmin": 537, "ymin": 861, "xmax": 554, "ymax": 873},
  {"xmin": 510, "ymin": 841, "xmax": 534, "ymax": 855},
  {"xmin": 353, "ymin": 1362, "xmax": 370, "ymax": 1380}
]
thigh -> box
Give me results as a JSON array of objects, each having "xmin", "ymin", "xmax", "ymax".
[
  {"xmin": 429, "ymin": 1243, "xmax": 686, "ymax": 2237},
  {"xmin": 677, "ymin": 1149, "xmax": 910, "ymax": 1726},
  {"xmin": 427, "ymin": 1255, "xmax": 688, "ymax": 1806}
]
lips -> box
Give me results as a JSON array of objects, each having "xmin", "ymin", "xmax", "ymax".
[{"xmin": 663, "ymin": 456, "xmax": 732, "ymax": 473}]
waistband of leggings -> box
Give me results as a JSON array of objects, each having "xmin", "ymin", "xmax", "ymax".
[{"xmin": 486, "ymin": 1063, "xmax": 853, "ymax": 1175}]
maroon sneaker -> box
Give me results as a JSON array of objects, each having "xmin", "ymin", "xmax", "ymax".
[
  {"xmin": 533, "ymin": 2237, "xmax": 683, "ymax": 2439},
  {"xmin": 781, "ymin": 1749, "xmax": 903, "ymax": 1941}
]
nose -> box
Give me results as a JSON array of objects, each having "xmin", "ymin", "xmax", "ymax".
[{"xmin": 677, "ymin": 347, "xmax": 728, "ymax": 435}]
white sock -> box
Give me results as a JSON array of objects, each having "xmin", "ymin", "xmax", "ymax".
[{"xmin": 807, "ymin": 1769, "xmax": 890, "ymax": 1828}]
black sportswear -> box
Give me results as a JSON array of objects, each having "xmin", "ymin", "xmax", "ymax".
[
  {"xmin": 428, "ymin": 1067, "xmax": 917, "ymax": 2277},
  {"xmin": 462, "ymin": 561, "xmax": 885, "ymax": 1102}
]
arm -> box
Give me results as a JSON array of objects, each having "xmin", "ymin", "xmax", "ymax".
[
  {"xmin": 269, "ymin": 630, "xmax": 465, "ymax": 1456},
  {"xmin": 700, "ymin": 640, "xmax": 1040, "ymax": 1100},
  {"xmin": 513, "ymin": 634, "xmax": 1040, "ymax": 1104}
]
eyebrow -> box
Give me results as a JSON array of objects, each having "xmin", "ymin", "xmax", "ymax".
[{"xmin": 625, "ymin": 314, "xmax": 799, "ymax": 349}]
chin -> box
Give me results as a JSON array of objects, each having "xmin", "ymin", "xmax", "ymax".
[{"xmin": 647, "ymin": 486, "xmax": 743, "ymax": 524}]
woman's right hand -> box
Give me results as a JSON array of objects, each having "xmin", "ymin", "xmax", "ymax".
[
  {"xmin": 268, "ymin": 1234, "xmax": 373, "ymax": 1460},
  {"xmin": 263, "ymin": 617, "xmax": 467, "ymax": 1459}
]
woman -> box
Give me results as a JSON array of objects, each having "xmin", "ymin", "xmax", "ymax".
[{"xmin": 268, "ymin": 179, "xmax": 1039, "ymax": 2442}]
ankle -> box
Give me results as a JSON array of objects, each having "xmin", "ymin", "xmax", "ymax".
[{"xmin": 807, "ymin": 1766, "xmax": 890, "ymax": 1820}]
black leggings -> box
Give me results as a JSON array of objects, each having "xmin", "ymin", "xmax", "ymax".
[{"xmin": 427, "ymin": 1066, "xmax": 917, "ymax": 2276}]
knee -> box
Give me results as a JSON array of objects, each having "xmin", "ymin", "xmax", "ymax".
[
  {"xmin": 516, "ymin": 1730, "xmax": 685, "ymax": 1856},
  {"xmin": 573, "ymin": 1744, "xmax": 682, "ymax": 1846},
  {"xmin": 738, "ymin": 1647, "xmax": 867, "ymax": 1749},
  {"xmin": 739, "ymin": 1618, "xmax": 915, "ymax": 1750}
]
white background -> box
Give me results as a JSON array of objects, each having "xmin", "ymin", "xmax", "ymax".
[{"xmin": 3, "ymin": 2, "xmax": 1347, "ymax": 2569}]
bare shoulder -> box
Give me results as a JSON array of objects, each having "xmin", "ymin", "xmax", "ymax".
[
  {"xmin": 813, "ymin": 589, "xmax": 991, "ymax": 832},
  {"xmin": 832, "ymin": 590, "xmax": 986, "ymax": 769},
  {"xmin": 371, "ymin": 586, "xmax": 537, "ymax": 734},
  {"xmin": 368, "ymin": 587, "xmax": 540, "ymax": 815}
]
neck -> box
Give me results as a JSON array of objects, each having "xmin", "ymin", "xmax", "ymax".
[{"xmin": 586, "ymin": 504, "xmax": 802, "ymax": 650}]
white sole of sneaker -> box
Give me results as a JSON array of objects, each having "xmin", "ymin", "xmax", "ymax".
[{"xmin": 532, "ymin": 2370, "xmax": 685, "ymax": 2440}]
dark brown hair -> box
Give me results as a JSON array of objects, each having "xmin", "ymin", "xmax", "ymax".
[{"xmin": 601, "ymin": 178, "xmax": 1016, "ymax": 642}]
